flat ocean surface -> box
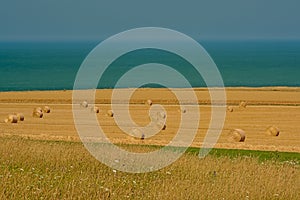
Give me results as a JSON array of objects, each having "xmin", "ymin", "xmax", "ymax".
[{"xmin": 0, "ymin": 40, "xmax": 299, "ymax": 91}]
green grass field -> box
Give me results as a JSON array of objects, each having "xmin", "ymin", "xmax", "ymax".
[{"xmin": 0, "ymin": 136, "xmax": 299, "ymax": 199}]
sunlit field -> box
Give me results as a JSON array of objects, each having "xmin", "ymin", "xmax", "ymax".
[{"xmin": 0, "ymin": 136, "xmax": 299, "ymax": 200}]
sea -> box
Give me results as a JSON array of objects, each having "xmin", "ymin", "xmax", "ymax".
[{"xmin": 0, "ymin": 39, "xmax": 299, "ymax": 91}]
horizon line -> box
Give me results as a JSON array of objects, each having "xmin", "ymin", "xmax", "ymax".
[{"xmin": 1, "ymin": 37, "xmax": 300, "ymax": 43}]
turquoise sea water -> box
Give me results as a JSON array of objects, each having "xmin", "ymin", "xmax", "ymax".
[{"xmin": 0, "ymin": 40, "xmax": 299, "ymax": 91}]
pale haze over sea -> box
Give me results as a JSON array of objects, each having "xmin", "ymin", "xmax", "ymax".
[{"xmin": 1, "ymin": 1, "xmax": 300, "ymax": 91}]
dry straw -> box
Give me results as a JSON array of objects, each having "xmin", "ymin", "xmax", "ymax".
[
  {"xmin": 91, "ymin": 106, "xmax": 100, "ymax": 113},
  {"xmin": 181, "ymin": 107, "xmax": 187, "ymax": 113},
  {"xmin": 177, "ymin": 107, "xmax": 187, "ymax": 114},
  {"xmin": 266, "ymin": 126, "xmax": 280, "ymax": 136},
  {"xmin": 150, "ymin": 111, "xmax": 167, "ymax": 121},
  {"xmin": 239, "ymin": 101, "xmax": 247, "ymax": 108},
  {"xmin": 146, "ymin": 99, "xmax": 153, "ymax": 106},
  {"xmin": 227, "ymin": 106, "xmax": 234, "ymax": 112},
  {"xmin": 81, "ymin": 101, "xmax": 88, "ymax": 108},
  {"xmin": 33, "ymin": 109, "xmax": 43, "ymax": 118},
  {"xmin": 156, "ymin": 121, "xmax": 166, "ymax": 130},
  {"xmin": 34, "ymin": 107, "xmax": 43, "ymax": 112},
  {"xmin": 16, "ymin": 113, "xmax": 25, "ymax": 121},
  {"xmin": 43, "ymin": 106, "xmax": 51, "ymax": 113},
  {"xmin": 107, "ymin": 110, "xmax": 114, "ymax": 117},
  {"xmin": 131, "ymin": 128, "xmax": 144, "ymax": 139},
  {"xmin": 4, "ymin": 114, "xmax": 18, "ymax": 123},
  {"xmin": 157, "ymin": 111, "xmax": 166, "ymax": 119},
  {"xmin": 228, "ymin": 129, "xmax": 246, "ymax": 142}
]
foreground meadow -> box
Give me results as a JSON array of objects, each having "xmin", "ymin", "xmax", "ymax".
[{"xmin": 0, "ymin": 136, "xmax": 299, "ymax": 199}]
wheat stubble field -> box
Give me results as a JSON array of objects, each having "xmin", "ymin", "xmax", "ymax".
[{"xmin": 0, "ymin": 87, "xmax": 299, "ymax": 199}]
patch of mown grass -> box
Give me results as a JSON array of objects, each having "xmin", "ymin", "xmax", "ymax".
[
  {"xmin": 187, "ymin": 147, "xmax": 300, "ymax": 164},
  {"xmin": 117, "ymin": 143, "xmax": 300, "ymax": 164}
]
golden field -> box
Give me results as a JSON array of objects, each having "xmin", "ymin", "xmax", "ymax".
[
  {"xmin": 0, "ymin": 87, "xmax": 299, "ymax": 199},
  {"xmin": 0, "ymin": 87, "xmax": 299, "ymax": 152}
]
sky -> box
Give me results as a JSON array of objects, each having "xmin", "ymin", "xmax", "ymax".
[{"xmin": 0, "ymin": 0, "xmax": 299, "ymax": 41}]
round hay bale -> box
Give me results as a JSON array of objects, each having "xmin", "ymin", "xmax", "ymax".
[
  {"xmin": 156, "ymin": 121, "xmax": 166, "ymax": 130},
  {"xmin": 5, "ymin": 114, "xmax": 18, "ymax": 123},
  {"xmin": 227, "ymin": 106, "xmax": 234, "ymax": 112},
  {"xmin": 239, "ymin": 101, "xmax": 247, "ymax": 108},
  {"xmin": 266, "ymin": 126, "xmax": 280, "ymax": 136},
  {"xmin": 43, "ymin": 106, "xmax": 51, "ymax": 113},
  {"xmin": 177, "ymin": 107, "xmax": 187, "ymax": 113},
  {"xmin": 146, "ymin": 99, "xmax": 152, "ymax": 106},
  {"xmin": 16, "ymin": 113, "xmax": 25, "ymax": 121},
  {"xmin": 81, "ymin": 101, "xmax": 88, "ymax": 108},
  {"xmin": 107, "ymin": 110, "xmax": 114, "ymax": 117},
  {"xmin": 228, "ymin": 129, "xmax": 246, "ymax": 142},
  {"xmin": 33, "ymin": 110, "xmax": 43, "ymax": 118},
  {"xmin": 157, "ymin": 111, "xmax": 166, "ymax": 119},
  {"xmin": 92, "ymin": 106, "xmax": 100, "ymax": 113},
  {"xmin": 34, "ymin": 107, "xmax": 43, "ymax": 113},
  {"xmin": 131, "ymin": 128, "xmax": 144, "ymax": 139}
]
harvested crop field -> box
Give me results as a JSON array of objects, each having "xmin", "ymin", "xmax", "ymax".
[
  {"xmin": 0, "ymin": 87, "xmax": 299, "ymax": 199},
  {"xmin": 0, "ymin": 87, "xmax": 299, "ymax": 152}
]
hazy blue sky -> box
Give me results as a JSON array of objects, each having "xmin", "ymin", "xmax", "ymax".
[{"xmin": 0, "ymin": 0, "xmax": 299, "ymax": 41}]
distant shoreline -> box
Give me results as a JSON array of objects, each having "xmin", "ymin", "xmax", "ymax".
[
  {"xmin": 1, "ymin": 86, "xmax": 300, "ymax": 93},
  {"xmin": 0, "ymin": 87, "xmax": 299, "ymax": 106}
]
